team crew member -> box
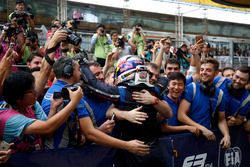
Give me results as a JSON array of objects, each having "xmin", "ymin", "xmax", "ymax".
[
  {"xmin": 161, "ymin": 72, "xmax": 199, "ymax": 135},
  {"xmin": 178, "ymin": 58, "xmax": 230, "ymax": 149},
  {"xmin": 214, "ymin": 66, "xmax": 250, "ymax": 126}
]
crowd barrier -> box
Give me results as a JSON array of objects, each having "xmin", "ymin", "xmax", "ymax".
[{"xmin": 4, "ymin": 126, "xmax": 250, "ymax": 167}]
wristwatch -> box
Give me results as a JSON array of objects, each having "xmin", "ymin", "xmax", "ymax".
[{"xmin": 152, "ymin": 97, "xmax": 160, "ymax": 106}]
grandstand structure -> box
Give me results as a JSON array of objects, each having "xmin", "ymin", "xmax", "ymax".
[{"xmin": 0, "ymin": 0, "xmax": 249, "ymax": 67}]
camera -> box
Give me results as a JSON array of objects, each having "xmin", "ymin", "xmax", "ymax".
[
  {"xmin": 116, "ymin": 36, "xmax": 125, "ymax": 48},
  {"xmin": 135, "ymin": 27, "xmax": 141, "ymax": 31},
  {"xmin": 2, "ymin": 23, "xmax": 17, "ymax": 37},
  {"xmin": 146, "ymin": 45, "xmax": 153, "ymax": 51},
  {"xmin": 61, "ymin": 82, "xmax": 82, "ymax": 100},
  {"xmin": 62, "ymin": 27, "xmax": 81, "ymax": 46},
  {"xmin": 10, "ymin": 10, "xmax": 33, "ymax": 29}
]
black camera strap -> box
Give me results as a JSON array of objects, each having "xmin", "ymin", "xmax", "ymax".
[
  {"xmin": 73, "ymin": 109, "xmax": 82, "ymax": 145},
  {"xmin": 83, "ymin": 100, "xmax": 97, "ymax": 128}
]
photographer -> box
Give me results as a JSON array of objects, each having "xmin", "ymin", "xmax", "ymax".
[
  {"xmin": 127, "ymin": 23, "xmax": 146, "ymax": 56},
  {"xmin": 113, "ymin": 35, "xmax": 134, "ymax": 58},
  {"xmin": 20, "ymin": 31, "xmax": 41, "ymax": 64},
  {"xmin": 0, "ymin": 71, "xmax": 83, "ymax": 153},
  {"xmin": 176, "ymin": 42, "xmax": 191, "ymax": 73},
  {"xmin": 90, "ymin": 24, "xmax": 112, "ymax": 67},
  {"xmin": 9, "ymin": 0, "xmax": 35, "ymax": 32},
  {"xmin": 140, "ymin": 39, "xmax": 155, "ymax": 62}
]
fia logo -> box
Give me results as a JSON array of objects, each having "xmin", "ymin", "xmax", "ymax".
[
  {"xmin": 182, "ymin": 153, "xmax": 207, "ymax": 167},
  {"xmin": 224, "ymin": 147, "xmax": 241, "ymax": 167}
]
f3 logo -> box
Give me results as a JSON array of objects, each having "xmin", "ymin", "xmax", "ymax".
[{"xmin": 182, "ymin": 153, "xmax": 207, "ymax": 167}]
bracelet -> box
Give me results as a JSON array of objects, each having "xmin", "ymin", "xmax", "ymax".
[
  {"xmin": 44, "ymin": 54, "xmax": 55, "ymax": 66},
  {"xmin": 46, "ymin": 43, "xmax": 60, "ymax": 54}
]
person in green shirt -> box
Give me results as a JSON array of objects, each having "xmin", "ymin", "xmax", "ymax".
[
  {"xmin": 127, "ymin": 23, "xmax": 146, "ymax": 57},
  {"xmin": 90, "ymin": 24, "xmax": 112, "ymax": 67}
]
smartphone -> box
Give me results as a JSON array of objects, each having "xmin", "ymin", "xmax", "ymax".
[
  {"xmin": 53, "ymin": 92, "xmax": 62, "ymax": 99},
  {"xmin": 195, "ymin": 35, "xmax": 203, "ymax": 44},
  {"xmin": 9, "ymin": 43, "xmax": 15, "ymax": 49},
  {"xmin": 0, "ymin": 141, "xmax": 10, "ymax": 151},
  {"xmin": 111, "ymin": 113, "xmax": 116, "ymax": 121}
]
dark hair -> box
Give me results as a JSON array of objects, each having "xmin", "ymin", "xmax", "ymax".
[
  {"xmin": 26, "ymin": 52, "xmax": 43, "ymax": 63},
  {"xmin": 164, "ymin": 58, "xmax": 180, "ymax": 69},
  {"xmin": 237, "ymin": 66, "xmax": 250, "ymax": 81},
  {"xmin": 145, "ymin": 62, "xmax": 159, "ymax": 71},
  {"xmin": 167, "ymin": 72, "xmax": 186, "ymax": 85},
  {"xmin": 110, "ymin": 30, "xmax": 118, "ymax": 37},
  {"xmin": 134, "ymin": 23, "xmax": 142, "ymax": 27},
  {"xmin": 96, "ymin": 24, "xmax": 105, "ymax": 30},
  {"xmin": 53, "ymin": 56, "xmax": 74, "ymax": 79},
  {"xmin": 201, "ymin": 58, "xmax": 220, "ymax": 71},
  {"xmin": 27, "ymin": 31, "xmax": 38, "ymax": 40},
  {"xmin": 3, "ymin": 71, "xmax": 34, "ymax": 106},
  {"xmin": 146, "ymin": 39, "xmax": 155, "ymax": 45},
  {"xmin": 16, "ymin": 0, "xmax": 25, "ymax": 4},
  {"xmin": 222, "ymin": 67, "xmax": 235, "ymax": 76},
  {"xmin": 88, "ymin": 61, "xmax": 101, "ymax": 68}
]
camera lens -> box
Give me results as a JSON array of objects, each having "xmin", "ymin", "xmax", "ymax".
[
  {"xmin": 63, "ymin": 28, "xmax": 81, "ymax": 46},
  {"xmin": 67, "ymin": 34, "xmax": 81, "ymax": 46}
]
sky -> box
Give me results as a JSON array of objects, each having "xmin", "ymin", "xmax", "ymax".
[{"xmin": 69, "ymin": 0, "xmax": 250, "ymax": 25}]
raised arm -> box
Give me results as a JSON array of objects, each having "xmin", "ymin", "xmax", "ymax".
[
  {"xmin": 0, "ymin": 48, "xmax": 14, "ymax": 95},
  {"xmin": 35, "ymin": 29, "xmax": 67, "ymax": 96},
  {"xmin": 153, "ymin": 38, "xmax": 166, "ymax": 70}
]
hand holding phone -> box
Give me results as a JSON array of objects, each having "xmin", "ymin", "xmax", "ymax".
[
  {"xmin": 111, "ymin": 113, "xmax": 116, "ymax": 121},
  {"xmin": 53, "ymin": 92, "xmax": 62, "ymax": 99},
  {"xmin": 0, "ymin": 141, "xmax": 11, "ymax": 151},
  {"xmin": 195, "ymin": 35, "xmax": 203, "ymax": 45}
]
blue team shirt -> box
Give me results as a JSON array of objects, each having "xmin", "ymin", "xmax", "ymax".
[
  {"xmin": 42, "ymin": 80, "xmax": 89, "ymax": 149},
  {"xmin": 183, "ymin": 82, "xmax": 225, "ymax": 129},
  {"xmin": 186, "ymin": 76, "xmax": 193, "ymax": 86},
  {"xmin": 214, "ymin": 76, "xmax": 250, "ymax": 117},
  {"xmin": 162, "ymin": 95, "xmax": 179, "ymax": 126},
  {"xmin": 84, "ymin": 96, "xmax": 112, "ymax": 127}
]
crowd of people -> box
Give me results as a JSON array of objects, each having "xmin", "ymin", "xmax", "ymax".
[{"xmin": 0, "ymin": 0, "xmax": 249, "ymax": 166}]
